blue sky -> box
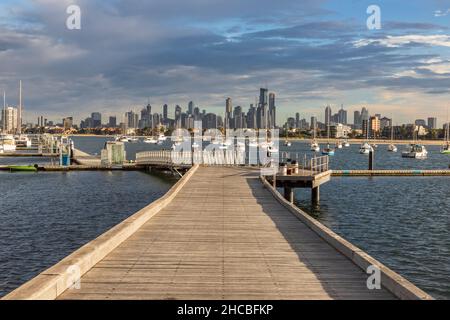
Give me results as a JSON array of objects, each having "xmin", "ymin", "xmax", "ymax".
[{"xmin": 0, "ymin": 0, "xmax": 450, "ymax": 125}]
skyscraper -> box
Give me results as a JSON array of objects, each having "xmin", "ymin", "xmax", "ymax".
[
  {"xmin": 91, "ymin": 112, "xmax": 102, "ymax": 128},
  {"xmin": 338, "ymin": 105, "xmax": 347, "ymax": 125},
  {"xmin": 188, "ymin": 101, "xmax": 194, "ymax": 115},
  {"xmin": 325, "ymin": 105, "xmax": 332, "ymax": 126},
  {"xmin": 163, "ymin": 104, "xmax": 168, "ymax": 121},
  {"xmin": 259, "ymin": 88, "xmax": 268, "ymax": 129},
  {"xmin": 268, "ymin": 92, "xmax": 276, "ymax": 128},
  {"xmin": 225, "ymin": 98, "xmax": 232, "ymax": 129},
  {"xmin": 427, "ymin": 117, "xmax": 437, "ymax": 130}
]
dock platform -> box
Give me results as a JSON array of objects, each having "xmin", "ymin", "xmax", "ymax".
[{"xmin": 3, "ymin": 166, "xmax": 432, "ymax": 300}]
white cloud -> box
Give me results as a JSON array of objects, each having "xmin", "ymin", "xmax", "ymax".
[{"xmin": 353, "ymin": 35, "xmax": 450, "ymax": 48}]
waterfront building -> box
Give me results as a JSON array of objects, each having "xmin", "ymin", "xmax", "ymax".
[
  {"xmin": 354, "ymin": 110, "xmax": 361, "ymax": 129},
  {"xmin": 63, "ymin": 117, "xmax": 73, "ymax": 130},
  {"xmin": 330, "ymin": 123, "xmax": 352, "ymax": 138},
  {"xmin": 370, "ymin": 116, "xmax": 381, "ymax": 138}
]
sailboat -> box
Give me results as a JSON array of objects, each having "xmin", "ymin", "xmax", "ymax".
[
  {"xmin": 387, "ymin": 120, "xmax": 397, "ymax": 152},
  {"xmin": 310, "ymin": 121, "xmax": 320, "ymax": 152},
  {"xmin": 284, "ymin": 138, "xmax": 291, "ymax": 147},
  {"xmin": 440, "ymin": 113, "xmax": 450, "ymax": 154},
  {"xmin": 359, "ymin": 125, "xmax": 373, "ymax": 154},
  {"xmin": 322, "ymin": 123, "xmax": 335, "ymax": 156},
  {"xmin": 343, "ymin": 139, "xmax": 350, "ymax": 147}
]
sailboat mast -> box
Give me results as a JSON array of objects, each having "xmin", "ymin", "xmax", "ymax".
[
  {"xmin": 2, "ymin": 91, "xmax": 5, "ymax": 132},
  {"xmin": 18, "ymin": 80, "xmax": 22, "ymax": 135}
]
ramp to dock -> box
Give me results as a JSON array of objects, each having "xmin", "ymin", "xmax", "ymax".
[{"xmin": 58, "ymin": 166, "xmax": 394, "ymax": 300}]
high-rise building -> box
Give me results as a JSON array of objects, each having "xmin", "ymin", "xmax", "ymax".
[
  {"xmin": 338, "ymin": 105, "xmax": 347, "ymax": 125},
  {"xmin": 163, "ymin": 104, "xmax": 168, "ymax": 121},
  {"xmin": 325, "ymin": 105, "xmax": 332, "ymax": 126},
  {"xmin": 268, "ymin": 92, "xmax": 276, "ymax": 128},
  {"xmin": 310, "ymin": 116, "xmax": 317, "ymax": 130},
  {"xmin": 108, "ymin": 116, "xmax": 117, "ymax": 128},
  {"xmin": 246, "ymin": 104, "xmax": 256, "ymax": 129},
  {"xmin": 370, "ymin": 116, "xmax": 380, "ymax": 138},
  {"xmin": 63, "ymin": 117, "xmax": 73, "ymax": 130},
  {"xmin": 427, "ymin": 117, "xmax": 437, "ymax": 130},
  {"xmin": 353, "ymin": 110, "xmax": 361, "ymax": 128},
  {"xmin": 259, "ymin": 88, "xmax": 268, "ymax": 129},
  {"xmin": 225, "ymin": 98, "xmax": 232, "ymax": 129},
  {"xmin": 91, "ymin": 112, "xmax": 102, "ymax": 128},
  {"xmin": 2, "ymin": 106, "xmax": 18, "ymax": 133},
  {"xmin": 295, "ymin": 113, "xmax": 300, "ymax": 129},
  {"xmin": 188, "ymin": 101, "xmax": 194, "ymax": 115}
]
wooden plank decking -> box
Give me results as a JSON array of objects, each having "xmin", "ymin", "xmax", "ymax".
[{"xmin": 58, "ymin": 166, "xmax": 394, "ymax": 300}]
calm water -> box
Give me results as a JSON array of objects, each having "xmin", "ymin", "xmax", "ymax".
[
  {"xmin": 294, "ymin": 176, "xmax": 450, "ymax": 299},
  {"xmin": 0, "ymin": 169, "xmax": 176, "ymax": 297},
  {"xmin": 1, "ymin": 137, "xmax": 450, "ymax": 299}
]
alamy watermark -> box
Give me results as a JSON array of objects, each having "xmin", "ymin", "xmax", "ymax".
[
  {"xmin": 367, "ymin": 5, "xmax": 381, "ymax": 30},
  {"xmin": 366, "ymin": 265, "xmax": 381, "ymax": 290},
  {"xmin": 66, "ymin": 5, "xmax": 81, "ymax": 30}
]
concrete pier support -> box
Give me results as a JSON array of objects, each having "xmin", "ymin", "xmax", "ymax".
[
  {"xmin": 312, "ymin": 186, "xmax": 320, "ymax": 204},
  {"xmin": 284, "ymin": 186, "xmax": 294, "ymax": 203}
]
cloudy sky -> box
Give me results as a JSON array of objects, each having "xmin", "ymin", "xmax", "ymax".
[{"xmin": 1, "ymin": 0, "xmax": 450, "ymax": 125}]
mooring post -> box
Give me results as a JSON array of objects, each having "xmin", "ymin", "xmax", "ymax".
[
  {"xmin": 312, "ymin": 186, "xmax": 320, "ymax": 204},
  {"xmin": 284, "ymin": 184, "xmax": 294, "ymax": 203},
  {"xmin": 369, "ymin": 149, "xmax": 374, "ymax": 170}
]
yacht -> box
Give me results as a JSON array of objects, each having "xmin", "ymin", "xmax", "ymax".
[
  {"xmin": 343, "ymin": 140, "xmax": 350, "ymax": 147},
  {"xmin": 336, "ymin": 141, "xmax": 343, "ymax": 149},
  {"xmin": 0, "ymin": 134, "xmax": 17, "ymax": 152},
  {"xmin": 387, "ymin": 120, "xmax": 397, "ymax": 152},
  {"xmin": 402, "ymin": 144, "xmax": 428, "ymax": 159},
  {"xmin": 157, "ymin": 134, "xmax": 167, "ymax": 142},
  {"xmin": 322, "ymin": 145, "xmax": 335, "ymax": 156},
  {"xmin": 359, "ymin": 142, "xmax": 373, "ymax": 154},
  {"xmin": 387, "ymin": 144, "xmax": 398, "ymax": 152},
  {"xmin": 143, "ymin": 137, "xmax": 158, "ymax": 144},
  {"xmin": 128, "ymin": 136, "xmax": 139, "ymax": 143},
  {"xmin": 310, "ymin": 141, "xmax": 320, "ymax": 152},
  {"xmin": 284, "ymin": 139, "xmax": 292, "ymax": 147}
]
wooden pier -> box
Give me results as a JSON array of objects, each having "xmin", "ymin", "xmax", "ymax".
[{"xmin": 3, "ymin": 166, "xmax": 432, "ymax": 300}]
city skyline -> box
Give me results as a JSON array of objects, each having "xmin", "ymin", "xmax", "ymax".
[{"xmin": 0, "ymin": 0, "xmax": 449, "ymax": 124}]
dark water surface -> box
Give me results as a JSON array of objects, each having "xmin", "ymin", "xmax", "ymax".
[{"xmin": 0, "ymin": 169, "xmax": 175, "ymax": 297}]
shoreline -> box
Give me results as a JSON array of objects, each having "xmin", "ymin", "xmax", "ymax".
[{"xmin": 62, "ymin": 134, "xmax": 447, "ymax": 146}]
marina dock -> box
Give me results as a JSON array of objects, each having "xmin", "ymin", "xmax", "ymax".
[{"xmin": 3, "ymin": 165, "xmax": 432, "ymax": 300}]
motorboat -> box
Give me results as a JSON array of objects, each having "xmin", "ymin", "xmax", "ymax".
[
  {"xmin": 143, "ymin": 137, "xmax": 158, "ymax": 144},
  {"xmin": 284, "ymin": 139, "xmax": 292, "ymax": 147},
  {"xmin": 387, "ymin": 144, "xmax": 398, "ymax": 152},
  {"xmin": 310, "ymin": 141, "xmax": 320, "ymax": 152},
  {"xmin": 359, "ymin": 142, "xmax": 373, "ymax": 154},
  {"xmin": 157, "ymin": 134, "xmax": 167, "ymax": 142},
  {"xmin": 402, "ymin": 144, "xmax": 428, "ymax": 159},
  {"xmin": 336, "ymin": 141, "xmax": 343, "ymax": 149},
  {"xmin": 322, "ymin": 144, "xmax": 335, "ymax": 156},
  {"xmin": 343, "ymin": 140, "xmax": 350, "ymax": 147},
  {"xmin": 0, "ymin": 134, "xmax": 17, "ymax": 152},
  {"xmin": 128, "ymin": 136, "xmax": 139, "ymax": 143}
]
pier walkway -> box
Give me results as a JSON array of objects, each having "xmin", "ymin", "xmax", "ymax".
[{"xmin": 4, "ymin": 166, "xmax": 432, "ymax": 300}]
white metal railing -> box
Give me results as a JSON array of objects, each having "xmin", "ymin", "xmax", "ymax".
[{"xmin": 136, "ymin": 150, "xmax": 248, "ymax": 166}]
